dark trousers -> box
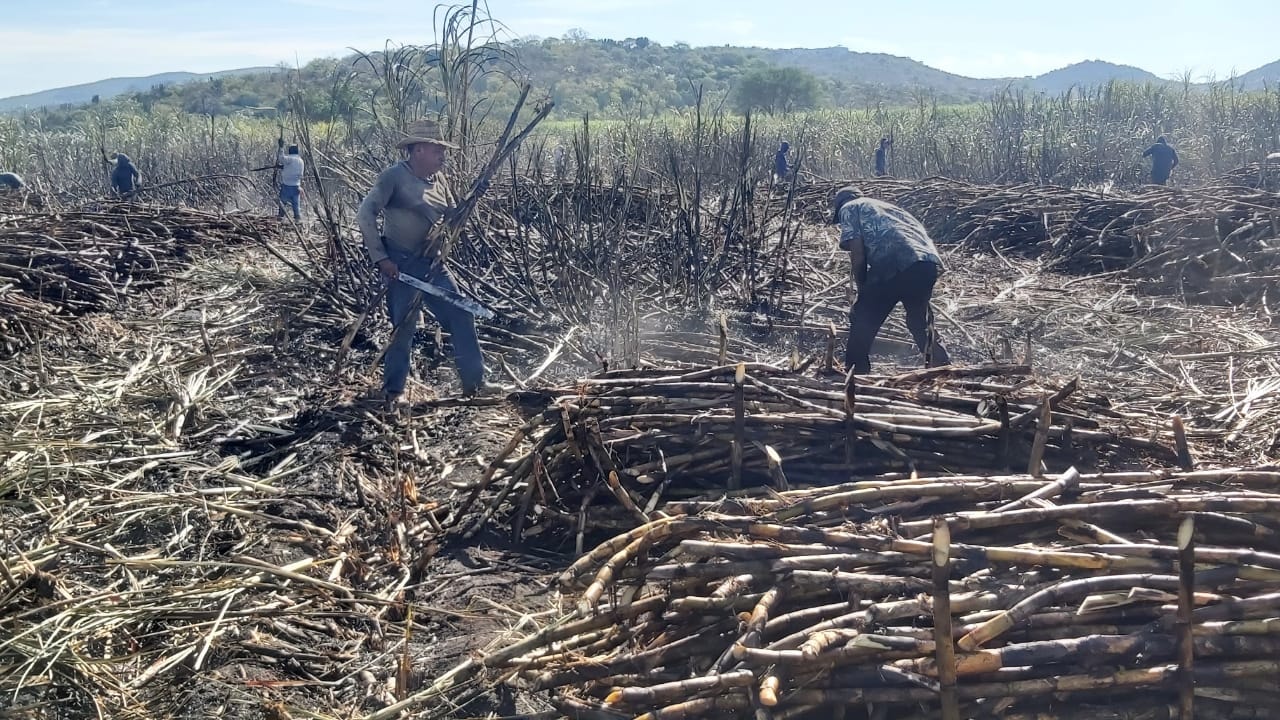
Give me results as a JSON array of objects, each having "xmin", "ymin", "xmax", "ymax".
[
  {"xmin": 383, "ymin": 251, "xmax": 485, "ymax": 396},
  {"xmin": 846, "ymin": 261, "xmax": 950, "ymax": 374},
  {"xmin": 278, "ymin": 184, "xmax": 301, "ymax": 219}
]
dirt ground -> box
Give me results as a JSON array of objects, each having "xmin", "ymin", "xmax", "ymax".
[
  {"xmin": 252, "ymin": 237, "xmax": 1274, "ymax": 716},
  {"xmin": 3, "ymin": 220, "xmax": 1278, "ymax": 719}
]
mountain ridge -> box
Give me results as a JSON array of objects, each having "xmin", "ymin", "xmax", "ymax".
[
  {"xmin": 0, "ymin": 67, "xmax": 279, "ymax": 112},
  {"xmin": 1, "ymin": 42, "xmax": 1275, "ymax": 115}
]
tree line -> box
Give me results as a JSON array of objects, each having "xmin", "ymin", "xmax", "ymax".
[{"xmin": 15, "ymin": 35, "xmax": 950, "ymax": 130}]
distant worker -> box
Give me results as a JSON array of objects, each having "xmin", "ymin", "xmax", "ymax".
[
  {"xmin": 0, "ymin": 172, "xmax": 24, "ymax": 190},
  {"xmin": 276, "ymin": 139, "xmax": 304, "ymax": 220},
  {"xmin": 553, "ymin": 145, "xmax": 567, "ymax": 181},
  {"xmin": 1142, "ymin": 136, "xmax": 1179, "ymax": 185},
  {"xmin": 874, "ymin": 137, "xmax": 892, "ymax": 177},
  {"xmin": 110, "ymin": 153, "xmax": 140, "ymax": 198},
  {"xmin": 832, "ymin": 186, "xmax": 950, "ymax": 375},
  {"xmin": 774, "ymin": 141, "xmax": 790, "ymax": 183},
  {"xmin": 1265, "ymin": 151, "xmax": 1280, "ymax": 191}
]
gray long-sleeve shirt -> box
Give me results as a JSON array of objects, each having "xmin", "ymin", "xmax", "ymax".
[{"xmin": 357, "ymin": 161, "xmax": 456, "ymax": 264}]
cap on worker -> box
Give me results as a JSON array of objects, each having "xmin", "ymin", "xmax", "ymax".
[{"xmin": 831, "ymin": 185, "xmax": 862, "ymax": 224}]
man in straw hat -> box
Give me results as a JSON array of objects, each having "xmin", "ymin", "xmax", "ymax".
[
  {"xmin": 358, "ymin": 118, "xmax": 493, "ymax": 404},
  {"xmin": 832, "ymin": 186, "xmax": 950, "ymax": 375}
]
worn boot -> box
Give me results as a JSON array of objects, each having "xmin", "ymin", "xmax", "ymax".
[{"xmin": 462, "ymin": 380, "xmax": 511, "ymax": 398}]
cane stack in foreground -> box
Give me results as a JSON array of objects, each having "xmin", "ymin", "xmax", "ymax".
[
  {"xmin": 484, "ymin": 468, "xmax": 1280, "ymax": 719},
  {"xmin": 447, "ymin": 364, "xmax": 1279, "ymax": 719}
]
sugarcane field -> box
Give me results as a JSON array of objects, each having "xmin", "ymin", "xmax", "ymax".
[{"xmin": 5, "ymin": 4, "xmax": 1280, "ymax": 720}]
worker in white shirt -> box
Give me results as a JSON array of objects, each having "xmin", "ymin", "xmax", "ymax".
[{"xmin": 276, "ymin": 139, "xmax": 304, "ymax": 219}]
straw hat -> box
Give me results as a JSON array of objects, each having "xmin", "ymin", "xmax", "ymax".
[{"xmin": 394, "ymin": 119, "xmax": 458, "ymax": 150}]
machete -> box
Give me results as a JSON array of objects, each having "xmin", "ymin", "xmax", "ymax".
[{"xmin": 395, "ymin": 272, "xmax": 495, "ymax": 320}]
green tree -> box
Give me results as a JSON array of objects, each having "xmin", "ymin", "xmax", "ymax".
[{"xmin": 734, "ymin": 65, "xmax": 822, "ymax": 115}]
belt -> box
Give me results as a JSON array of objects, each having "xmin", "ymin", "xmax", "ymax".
[{"xmin": 385, "ymin": 240, "xmax": 442, "ymax": 266}]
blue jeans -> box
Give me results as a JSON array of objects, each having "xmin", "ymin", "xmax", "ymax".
[
  {"xmin": 383, "ymin": 252, "xmax": 485, "ymax": 396},
  {"xmin": 278, "ymin": 184, "xmax": 300, "ymax": 218}
]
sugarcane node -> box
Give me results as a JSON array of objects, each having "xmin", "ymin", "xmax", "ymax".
[
  {"xmin": 1177, "ymin": 515, "xmax": 1196, "ymax": 551},
  {"xmin": 759, "ymin": 677, "xmax": 781, "ymax": 707},
  {"xmin": 932, "ymin": 517, "xmax": 952, "ymax": 567},
  {"xmin": 958, "ymin": 615, "xmax": 1013, "ymax": 651},
  {"xmin": 765, "ymin": 445, "xmax": 782, "ymax": 466}
]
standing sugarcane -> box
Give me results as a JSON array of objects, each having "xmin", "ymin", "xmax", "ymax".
[
  {"xmin": 273, "ymin": 117, "xmax": 283, "ymax": 201},
  {"xmin": 272, "ymin": 114, "xmax": 284, "ymax": 214},
  {"xmin": 245, "ymin": 107, "xmax": 287, "ymax": 212}
]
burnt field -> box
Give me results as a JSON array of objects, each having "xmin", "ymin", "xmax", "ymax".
[{"xmin": 2, "ymin": 173, "xmax": 1280, "ymax": 720}]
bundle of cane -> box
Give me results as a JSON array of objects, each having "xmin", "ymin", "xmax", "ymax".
[
  {"xmin": 449, "ymin": 363, "xmax": 1189, "ymax": 544},
  {"xmin": 470, "ymin": 485, "xmax": 1280, "ymax": 719}
]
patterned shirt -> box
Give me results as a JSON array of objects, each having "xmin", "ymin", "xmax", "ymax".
[
  {"xmin": 357, "ymin": 161, "xmax": 457, "ymax": 264},
  {"xmin": 838, "ymin": 197, "xmax": 941, "ymax": 287}
]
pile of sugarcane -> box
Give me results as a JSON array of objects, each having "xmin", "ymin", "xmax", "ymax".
[
  {"xmin": 0, "ymin": 286, "xmax": 67, "ymax": 357},
  {"xmin": 1215, "ymin": 162, "xmax": 1280, "ymax": 191},
  {"xmin": 0, "ymin": 203, "xmax": 278, "ymax": 313},
  {"xmin": 0, "ymin": 203, "xmax": 281, "ymax": 357},
  {"xmin": 788, "ymin": 178, "xmax": 1074, "ymax": 250},
  {"xmin": 474, "ymin": 468, "xmax": 1280, "ymax": 719},
  {"xmin": 788, "ymin": 178, "xmax": 1280, "ymax": 306},
  {"xmin": 454, "ymin": 363, "xmax": 1182, "ymax": 540},
  {"xmin": 1045, "ymin": 185, "xmax": 1280, "ymax": 304}
]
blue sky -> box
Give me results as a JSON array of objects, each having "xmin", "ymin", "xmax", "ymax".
[{"xmin": 1, "ymin": 0, "xmax": 1276, "ymax": 97}]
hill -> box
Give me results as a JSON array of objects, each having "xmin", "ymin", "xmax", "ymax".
[
  {"xmin": 3, "ymin": 39, "xmax": 1277, "ymax": 121},
  {"xmin": 0, "ymin": 67, "xmax": 279, "ymax": 112},
  {"xmin": 510, "ymin": 41, "xmax": 1007, "ymax": 112},
  {"xmin": 1240, "ymin": 59, "xmax": 1280, "ymax": 90},
  {"xmin": 746, "ymin": 46, "xmax": 1005, "ymax": 99},
  {"xmin": 1025, "ymin": 60, "xmax": 1171, "ymax": 95},
  {"xmin": 499, "ymin": 40, "xmax": 1200, "ymax": 115}
]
